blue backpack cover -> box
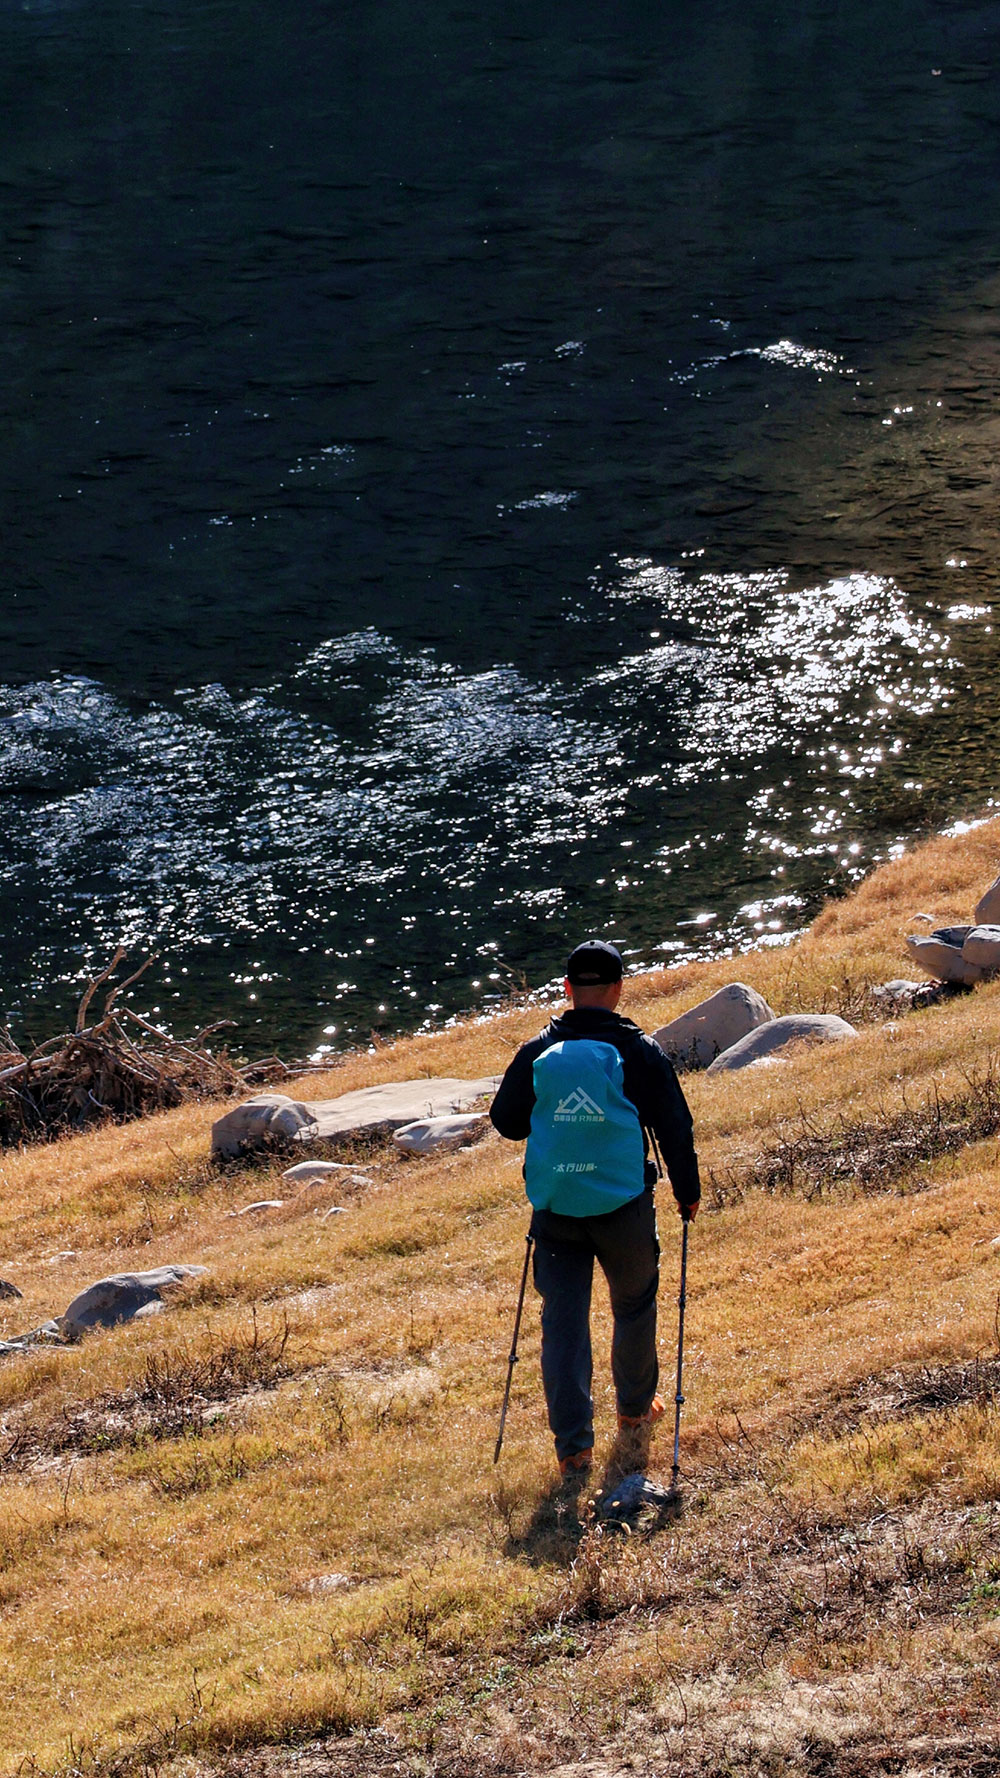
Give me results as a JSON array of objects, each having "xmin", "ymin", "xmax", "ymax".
[{"xmin": 525, "ymin": 1038, "xmax": 646, "ymax": 1217}]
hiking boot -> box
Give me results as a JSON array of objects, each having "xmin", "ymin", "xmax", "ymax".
[
  {"xmin": 616, "ymin": 1393, "xmax": 666, "ymax": 1433},
  {"xmin": 558, "ymin": 1447, "xmax": 593, "ymax": 1478},
  {"xmin": 609, "ymin": 1396, "xmax": 665, "ymax": 1482}
]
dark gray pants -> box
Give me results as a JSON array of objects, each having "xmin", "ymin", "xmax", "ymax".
[{"xmin": 530, "ymin": 1186, "xmax": 660, "ymax": 1463}]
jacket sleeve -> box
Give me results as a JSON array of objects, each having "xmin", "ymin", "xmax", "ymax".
[
  {"xmin": 636, "ymin": 1039, "xmax": 701, "ymax": 1207},
  {"xmin": 489, "ymin": 1042, "xmax": 539, "ymax": 1140}
]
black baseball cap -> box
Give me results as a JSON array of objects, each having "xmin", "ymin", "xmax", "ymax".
[{"xmin": 566, "ymin": 939, "xmax": 624, "ymax": 985}]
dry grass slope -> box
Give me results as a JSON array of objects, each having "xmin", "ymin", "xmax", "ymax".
[{"xmin": 3, "ymin": 819, "xmax": 1000, "ymax": 1777}]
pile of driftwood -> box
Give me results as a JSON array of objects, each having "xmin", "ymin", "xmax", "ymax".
[{"xmin": 0, "ymin": 949, "xmax": 314, "ymax": 1148}]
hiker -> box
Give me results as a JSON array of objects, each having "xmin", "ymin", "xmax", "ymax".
[{"xmin": 490, "ymin": 939, "xmax": 700, "ymax": 1478}]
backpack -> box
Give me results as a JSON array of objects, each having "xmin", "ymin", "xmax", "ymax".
[{"xmin": 525, "ymin": 1038, "xmax": 646, "ymax": 1217}]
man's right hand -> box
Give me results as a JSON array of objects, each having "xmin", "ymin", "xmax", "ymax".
[{"xmin": 680, "ymin": 1200, "xmax": 699, "ymax": 1222}]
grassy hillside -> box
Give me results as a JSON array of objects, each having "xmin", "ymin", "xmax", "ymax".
[{"xmin": 3, "ymin": 819, "xmax": 1000, "ymax": 1776}]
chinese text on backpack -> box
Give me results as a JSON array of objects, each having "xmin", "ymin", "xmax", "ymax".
[{"xmin": 525, "ymin": 1039, "xmax": 645, "ymax": 1217}]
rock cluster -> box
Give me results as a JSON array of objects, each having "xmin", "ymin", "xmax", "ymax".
[
  {"xmin": 212, "ymin": 1077, "xmax": 498, "ymax": 1158},
  {"xmin": 653, "ymin": 982, "xmax": 858, "ymax": 1074},
  {"xmin": 905, "ymin": 871, "xmax": 1000, "ymax": 988},
  {"xmin": 652, "ymin": 983, "xmax": 775, "ymax": 1070}
]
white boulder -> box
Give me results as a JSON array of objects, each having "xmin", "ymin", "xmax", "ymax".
[
  {"xmin": 905, "ymin": 936, "xmax": 983, "ymax": 988},
  {"xmin": 975, "ymin": 874, "xmax": 1000, "ymax": 925},
  {"xmin": 392, "ymin": 1113, "xmax": 488, "ymax": 1155},
  {"xmin": 962, "ymin": 925, "xmax": 1000, "ymax": 973},
  {"xmin": 652, "ymin": 982, "xmax": 775, "ymax": 1071},
  {"xmin": 212, "ymin": 1095, "xmax": 318, "ymax": 1158},
  {"xmin": 59, "ymin": 1265, "xmax": 208, "ymax": 1334},
  {"xmin": 705, "ymin": 1014, "xmax": 858, "ymax": 1074}
]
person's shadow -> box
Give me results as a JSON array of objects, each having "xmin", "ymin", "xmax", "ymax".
[
  {"xmin": 500, "ymin": 1450, "xmax": 683, "ymax": 1566},
  {"xmin": 500, "ymin": 1469, "xmax": 594, "ymax": 1566}
]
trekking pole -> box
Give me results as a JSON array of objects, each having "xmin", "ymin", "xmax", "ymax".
[
  {"xmin": 671, "ymin": 1215, "xmax": 690, "ymax": 1493},
  {"xmin": 494, "ymin": 1232, "xmax": 534, "ymax": 1464}
]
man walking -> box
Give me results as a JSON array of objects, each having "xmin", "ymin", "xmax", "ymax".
[{"xmin": 490, "ymin": 940, "xmax": 700, "ymax": 1479}]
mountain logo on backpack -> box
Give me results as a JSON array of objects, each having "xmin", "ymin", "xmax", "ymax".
[
  {"xmin": 525, "ymin": 1037, "xmax": 646, "ymax": 1217},
  {"xmin": 554, "ymin": 1088, "xmax": 605, "ymax": 1121}
]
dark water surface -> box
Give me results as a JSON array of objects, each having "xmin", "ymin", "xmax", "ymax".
[{"xmin": 2, "ymin": 0, "xmax": 999, "ymax": 1052}]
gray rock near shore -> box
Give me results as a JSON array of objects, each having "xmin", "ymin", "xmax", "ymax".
[
  {"xmin": 212, "ymin": 1078, "xmax": 498, "ymax": 1156},
  {"xmin": 705, "ymin": 1013, "xmax": 858, "ymax": 1074},
  {"xmin": 392, "ymin": 1113, "xmax": 488, "ymax": 1155},
  {"xmin": 905, "ymin": 936, "xmax": 983, "ymax": 988},
  {"xmin": 58, "ymin": 1265, "xmax": 209, "ymax": 1334},
  {"xmin": 211, "ymin": 1094, "xmax": 318, "ymax": 1158},
  {"xmin": 962, "ymin": 925, "xmax": 1000, "ymax": 973},
  {"xmin": 975, "ymin": 874, "xmax": 1000, "ymax": 925},
  {"xmin": 653, "ymin": 982, "xmax": 775, "ymax": 1071}
]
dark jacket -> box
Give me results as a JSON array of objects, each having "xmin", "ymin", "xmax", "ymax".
[{"xmin": 489, "ymin": 1006, "xmax": 700, "ymax": 1209}]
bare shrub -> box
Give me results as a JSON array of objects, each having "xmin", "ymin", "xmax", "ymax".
[{"xmin": 708, "ymin": 1060, "xmax": 1000, "ymax": 1208}]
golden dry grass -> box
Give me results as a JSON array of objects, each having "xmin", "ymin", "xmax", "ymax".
[{"xmin": 2, "ymin": 820, "xmax": 1000, "ymax": 1776}]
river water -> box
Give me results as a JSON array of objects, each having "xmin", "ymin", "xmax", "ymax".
[{"xmin": 1, "ymin": 0, "xmax": 999, "ymax": 1054}]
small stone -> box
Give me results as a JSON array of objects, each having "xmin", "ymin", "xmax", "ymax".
[
  {"xmin": 871, "ymin": 979, "xmax": 926, "ymax": 1005},
  {"xmin": 228, "ymin": 1200, "xmax": 285, "ymax": 1217},
  {"xmin": 598, "ymin": 1472, "xmax": 676, "ymax": 1521},
  {"xmin": 321, "ymin": 1205, "xmax": 349, "ymax": 1220},
  {"xmin": 306, "ymin": 1572, "xmax": 356, "ymax": 1594},
  {"xmin": 0, "ymin": 1281, "xmax": 23, "ymax": 1300},
  {"xmin": 282, "ymin": 1160, "xmax": 365, "ymax": 1182}
]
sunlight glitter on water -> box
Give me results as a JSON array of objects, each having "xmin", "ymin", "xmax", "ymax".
[{"xmin": 0, "ymin": 547, "xmax": 971, "ymax": 1051}]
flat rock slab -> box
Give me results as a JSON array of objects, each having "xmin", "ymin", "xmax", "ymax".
[
  {"xmin": 706, "ymin": 1014, "xmax": 858, "ymax": 1074},
  {"xmin": 59, "ymin": 1265, "xmax": 209, "ymax": 1333},
  {"xmin": 653, "ymin": 981, "xmax": 775, "ymax": 1071},
  {"xmin": 305, "ymin": 1078, "xmax": 499, "ymax": 1139},
  {"xmin": 392, "ymin": 1113, "xmax": 488, "ymax": 1155},
  {"xmin": 213, "ymin": 1078, "xmax": 498, "ymax": 1155}
]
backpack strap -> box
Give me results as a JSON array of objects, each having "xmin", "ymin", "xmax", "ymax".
[{"xmin": 644, "ymin": 1122, "xmax": 664, "ymax": 1180}]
